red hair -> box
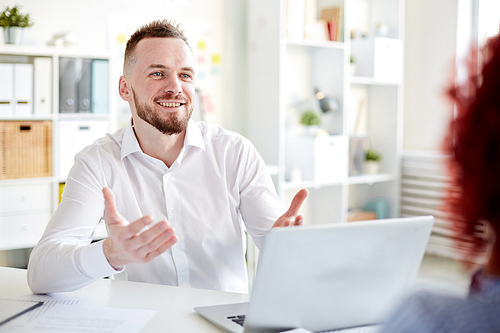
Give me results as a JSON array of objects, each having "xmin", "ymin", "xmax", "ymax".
[{"xmin": 443, "ymin": 34, "xmax": 500, "ymax": 264}]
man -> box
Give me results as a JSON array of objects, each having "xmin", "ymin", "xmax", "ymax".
[{"xmin": 27, "ymin": 20, "xmax": 307, "ymax": 294}]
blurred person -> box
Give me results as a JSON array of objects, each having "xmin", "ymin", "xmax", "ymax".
[{"xmin": 380, "ymin": 33, "xmax": 500, "ymax": 332}]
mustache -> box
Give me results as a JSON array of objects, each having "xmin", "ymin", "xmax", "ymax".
[{"xmin": 153, "ymin": 94, "xmax": 187, "ymax": 102}]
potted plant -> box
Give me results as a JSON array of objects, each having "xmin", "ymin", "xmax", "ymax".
[
  {"xmin": 0, "ymin": 5, "xmax": 34, "ymax": 44},
  {"xmin": 364, "ymin": 148, "xmax": 381, "ymax": 174},
  {"xmin": 350, "ymin": 55, "xmax": 356, "ymax": 76},
  {"xmin": 299, "ymin": 109, "xmax": 321, "ymax": 136}
]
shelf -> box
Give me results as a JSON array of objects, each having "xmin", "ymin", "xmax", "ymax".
[
  {"xmin": 283, "ymin": 179, "xmax": 344, "ymax": 190},
  {"xmin": 348, "ymin": 173, "xmax": 397, "ymax": 185},
  {"xmin": 0, "ymin": 177, "xmax": 55, "ymax": 186},
  {"xmin": 0, "ymin": 44, "xmax": 110, "ymax": 59},
  {"xmin": 286, "ymin": 39, "xmax": 345, "ymax": 50},
  {"xmin": 0, "ymin": 114, "xmax": 54, "ymax": 121},
  {"xmin": 350, "ymin": 76, "xmax": 400, "ymax": 86},
  {"xmin": 57, "ymin": 113, "xmax": 110, "ymax": 121}
]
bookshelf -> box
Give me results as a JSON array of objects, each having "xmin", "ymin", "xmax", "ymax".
[
  {"xmin": 0, "ymin": 44, "xmax": 115, "ymax": 251},
  {"xmin": 247, "ymin": 0, "xmax": 404, "ymax": 225}
]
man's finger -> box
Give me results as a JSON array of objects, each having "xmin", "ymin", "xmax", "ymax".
[
  {"xmin": 103, "ymin": 187, "xmax": 123, "ymax": 225},
  {"xmin": 285, "ymin": 189, "xmax": 308, "ymax": 216}
]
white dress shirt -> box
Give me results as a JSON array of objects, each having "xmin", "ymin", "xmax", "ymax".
[{"xmin": 28, "ymin": 120, "xmax": 284, "ymax": 294}]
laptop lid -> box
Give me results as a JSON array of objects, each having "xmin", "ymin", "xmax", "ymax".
[{"xmin": 243, "ymin": 216, "xmax": 434, "ymax": 333}]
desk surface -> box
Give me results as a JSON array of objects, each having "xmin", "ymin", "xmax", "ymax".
[{"xmin": 0, "ymin": 267, "xmax": 249, "ymax": 332}]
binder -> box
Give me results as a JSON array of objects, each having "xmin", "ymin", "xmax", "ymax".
[
  {"xmin": 14, "ymin": 63, "xmax": 34, "ymax": 115},
  {"xmin": 91, "ymin": 59, "xmax": 109, "ymax": 114},
  {"xmin": 0, "ymin": 64, "xmax": 14, "ymax": 116},
  {"xmin": 34, "ymin": 57, "xmax": 52, "ymax": 115},
  {"xmin": 59, "ymin": 57, "xmax": 79, "ymax": 113},
  {"xmin": 78, "ymin": 59, "xmax": 92, "ymax": 113}
]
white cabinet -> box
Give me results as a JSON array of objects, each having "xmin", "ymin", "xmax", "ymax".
[
  {"xmin": 247, "ymin": 0, "xmax": 404, "ymax": 225},
  {"xmin": 0, "ymin": 45, "xmax": 115, "ymax": 250}
]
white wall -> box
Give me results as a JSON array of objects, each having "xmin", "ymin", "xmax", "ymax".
[
  {"xmin": 0, "ymin": 0, "xmax": 246, "ymax": 132},
  {"xmin": 403, "ymin": 0, "xmax": 458, "ymax": 152}
]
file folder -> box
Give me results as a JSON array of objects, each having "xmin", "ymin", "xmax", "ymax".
[
  {"xmin": 14, "ymin": 63, "xmax": 33, "ymax": 115},
  {"xmin": 91, "ymin": 59, "xmax": 109, "ymax": 114},
  {"xmin": 59, "ymin": 57, "xmax": 79, "ymax": 113},
  {"xmin": 34, "ymin": 57, "xmax": 52, "ymax": 115},
  {"xmin": 78, "ymin": 59, "xmax": 92, "ymax": 113},
  {"xmin": 0, "ymin": 64, "xmax": 14, "ymax": 116}
]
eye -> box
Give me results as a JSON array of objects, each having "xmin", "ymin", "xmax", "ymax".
[
  {"xmin": 180, "ymin": 73, "xmax": 192, "ymax": 79},
  {"xmin": 151, "ymin": 72, "xmax": 163, "ymax": 76}
]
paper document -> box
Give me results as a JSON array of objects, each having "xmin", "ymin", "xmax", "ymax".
[
  {"xmin": 280, "ymin": 325, "xmax": 381, "ymax": 333},
  {"xmin": 0, "ymin": 294, "xmax": 155, "ymax": 333},
  {"xmin": 18, "ymin": 304, "xmax": 156, "ymax": 333}
]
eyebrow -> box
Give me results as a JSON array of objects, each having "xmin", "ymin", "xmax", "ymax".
[{"xmin": 148, "ymin": 64, "xmax": 195, "ymax": 73}]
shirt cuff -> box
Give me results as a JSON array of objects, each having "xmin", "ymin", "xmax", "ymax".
[{"xmin": 75, "ymin": 240, "xmax": 123, "ymax": 279}]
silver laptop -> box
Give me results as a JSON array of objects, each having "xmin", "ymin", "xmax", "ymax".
[{"xmin": 195, "ymin": 216, "xmax": 434, "ymax": 333}]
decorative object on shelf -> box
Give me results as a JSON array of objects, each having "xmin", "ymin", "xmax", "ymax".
[
  {"xmin": 364, "ymin": 148, "xmax": 381, "ymax": 175},
  {"xmin": 47, "ymin": 31, "xmax": 82, "ymax": 47},
  {"xmin": 375, "ymin": 22, "xmax": 389, "ymax": 37},
  {"xmin": 314, "ymin": 88, "xmax": 339, "ymax": 113},
  {"xmin": 300, "ymin": 109, "xmax": 320, "ymax": 136},
  {"xmin": 0, "ymin": 5, "xmax": 34, "ymax": 45},
  {"xmin": 350, "ymin": 55, "xmax": 356, "ymax": 76}
]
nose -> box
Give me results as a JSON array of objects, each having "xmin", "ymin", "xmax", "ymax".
[{"xmin": 164, "ymin": 75, "xmax": 182, "ymax": 95}]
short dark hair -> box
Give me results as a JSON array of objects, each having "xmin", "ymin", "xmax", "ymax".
[{"xmin": 123, "ymin": 19, "xmax": 189, "ymax": 76}]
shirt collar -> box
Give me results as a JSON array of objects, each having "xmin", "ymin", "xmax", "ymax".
[
  {"xmin": 120, "ymin": 121, "xmax": 142, "ymax": 160},
  {"xmin": 120, "ymin": 119, "xmax": 205, "ymax": 161},
  {"xmin": 469, "ymin": 268, "xmax": 500, "ymax": 302},
  {"xmin": 184, "ymin": 119, "xmax": 205, "ymax": 151}
]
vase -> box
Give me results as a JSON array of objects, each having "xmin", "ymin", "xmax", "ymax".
[
  {"xmin": 303, "ymin": 125, "xmax": 319, "ymax": 137},
  {"xmin": 3, "ymin": 27, "xmax": 24, "ymax": 45},
  {"xmin": 364, "ymin": 161, "xmax": 380, "ymax": 175}
]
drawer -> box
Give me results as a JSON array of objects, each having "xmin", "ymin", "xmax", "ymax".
[
  {"xmin": 0, "ymin": 212, "xmax": 51, "ymax": 250},
  {"xmin": 0, "ymin": 183, "xmax": 52, "ymax": 214},
  {"xmin": 58, "ymin": 119, "xmax": 109, "ymax": 179}
]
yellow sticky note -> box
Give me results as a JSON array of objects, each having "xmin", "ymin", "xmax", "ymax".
[
  {"xmin": 117, "ymin": 34, "xmax": 127, "ymax": 44},
  {"xmin": 212, "ymin": 54, "xmax": 221, "ymax": 65},
  {"xmin": 198, "ymin": 40, "xmax": 206, "ymax": 50}
]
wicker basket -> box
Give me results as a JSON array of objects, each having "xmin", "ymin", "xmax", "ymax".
[{"xmin": 0, "ymin": 121, "xmax": 53, "ymax": 179}]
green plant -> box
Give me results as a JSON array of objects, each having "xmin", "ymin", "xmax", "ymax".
[
  {"xmin": 350, "ymin": 55, "xmax": 354, "ymax": 64},
  {"xmin": 365, "ymin": 149, "xmax": 381, "ymax": 162},
  {"xmin": 0, "ymin": 5, "xmax": 34, "ymax": 28},
  {"xmin": 300, "ymin": 109, "xmax": 320, "ymax": 126}
]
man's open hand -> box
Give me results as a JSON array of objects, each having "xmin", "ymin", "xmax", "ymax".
[
  {"xmin": 272, "ymin": 189, "xmax": 308, "ymax": 228},
  {"xmin": 102, "ymin": 187, "xmax": 178, "ymax": 270}
]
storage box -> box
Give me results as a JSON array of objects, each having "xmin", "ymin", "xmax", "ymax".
[
  {"xmin": 58, "ymin": 119, "xmax": 109, "ymax": 178},
  {"xmin": 350, "ymin": 37, "xmax": 403, "ymax": 83},
  {"xmin": 0, "ymin": 121, "xmax": 53, "ymax": 179},
  {"xmin": 286, "ymin": 135, "xmax": 348, "ymax": 184}
]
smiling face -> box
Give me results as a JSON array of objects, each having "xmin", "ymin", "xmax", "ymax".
[{"xmin": 119, "ymin": 37, "xmax": 195, "ymax": 135}]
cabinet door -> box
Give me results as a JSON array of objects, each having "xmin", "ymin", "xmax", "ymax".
[{"xmin": 58, "ymin": 120, "xmax": 109, "ymax": 179}]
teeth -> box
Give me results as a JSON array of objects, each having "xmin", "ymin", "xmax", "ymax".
[{"xmin": 159, "ymin": 102, "xmax": 182, "ymax": 108}]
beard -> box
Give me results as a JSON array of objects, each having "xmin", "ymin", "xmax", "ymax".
[{"xmin": 132, "ymin": 88, "xmax": 193, "ymax": 135}]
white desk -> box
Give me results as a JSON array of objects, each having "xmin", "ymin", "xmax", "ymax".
[{"xmin": 0, "ymin": 267, "xmax": 249, "ymax": 332}]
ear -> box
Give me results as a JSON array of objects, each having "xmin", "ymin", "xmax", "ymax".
[{"xmin": 118, "ymin": 76, "xmax": 132, "ymax": 102}]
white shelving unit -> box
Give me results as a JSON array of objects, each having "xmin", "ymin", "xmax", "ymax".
[
  {"xmin": 247, "ymin": 0, "xmax": 404, "ymax": 225},
  {"xmin": 0, "ymin": 44, "xmax": 115, "ymax": 251}
]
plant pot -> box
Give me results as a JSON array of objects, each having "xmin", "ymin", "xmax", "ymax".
[
  {"xmin": 303, "ymin": 125, "xmax": 319, "ymax": 137},
  {"xmin": 364, "ymin": 161, "xmax": 379, "ymax": 175},
  {"xmin": 350, "ymin": 63, "xmax": 356, "ymax": 76},
  {"xmin": 3, "ymin": 27, "xmax": 24, "ymax": 44}
]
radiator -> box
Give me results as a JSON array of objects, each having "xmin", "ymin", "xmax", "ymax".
[{"xmin": 401, "ymin": 153, "xmax": 483, "ymax": 261}]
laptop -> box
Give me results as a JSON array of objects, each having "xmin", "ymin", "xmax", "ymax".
[{"xmin": 195, "ymin": 216, "xmax": 434, "ymax": 333}]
